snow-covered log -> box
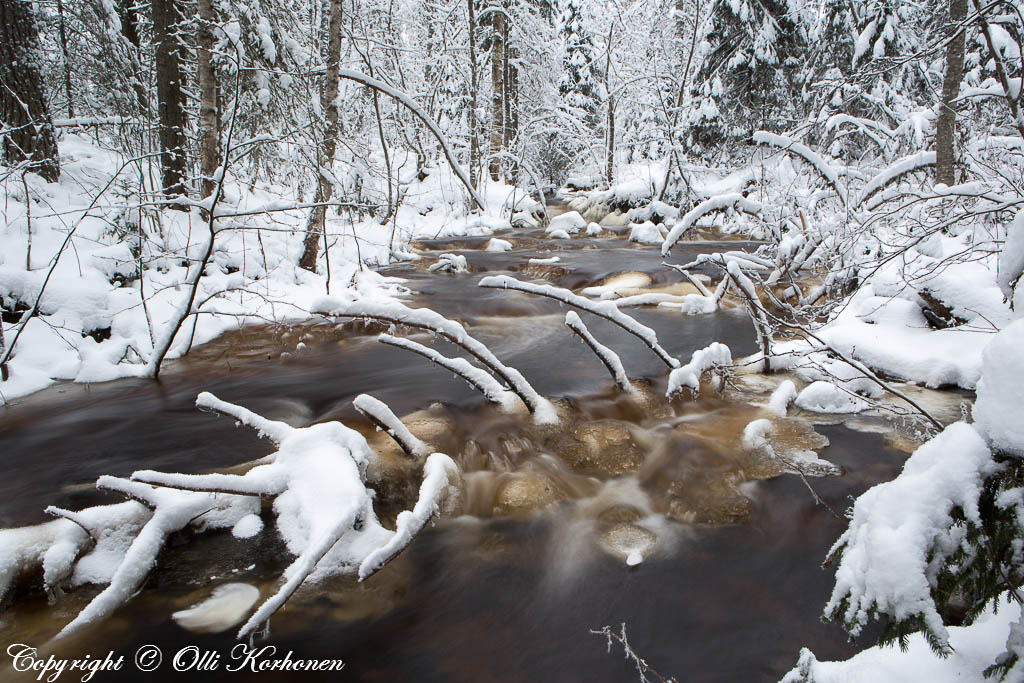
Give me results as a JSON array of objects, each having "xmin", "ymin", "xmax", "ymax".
[
  {"xmin": 353, "ymin": 394, "xmax": 430, "ymax": 458},
  {"xmin": 377, "ymin": 334, "xmax": 518, "ymax": 409},
  {"xmin": 0, "ymin": 502, "xmax": 149, "ymax": 606},
  {"xmin": 56, "ymin": 476, "xmax": 258, "ymax": 639},
  {"xmin": 666, "ymin": 342, "xmax": 732, "ymax": 397},
  {"xmin": 129, "ymin": 392, "xmax": 462, "ymax": 638},
  {"xmin": 313, "ymin": 297, "xmax": 554, "ymax": 422},
  {"xmin": 752, "ymin": 132, "xmax": 847, "ymax": 207},
  {"xmin": 477, "ymin": 275, "xmax": 679, "ymax": 368},
  {"xmin": 564, "ymin": 312, "xmax": 635, "ymax": 393},
  {"xmin": 661, "ymin": 193, "xmax": 764, "ymax": 255},
  {"xmin": 858, "ymin": 151, "xmax": 936, "ymax": 206}
]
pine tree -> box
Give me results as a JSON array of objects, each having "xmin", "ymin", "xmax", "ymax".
[{"xmin": 558, "ymin": 0, "xmax": 597, "ymax": 117}]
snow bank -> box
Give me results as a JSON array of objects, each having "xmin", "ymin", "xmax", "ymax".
[
  {"xmin": 972, "ymin": 319, "xmax": 1024, "ymax": 457},
  {"xmin": 783, "ymin": 599, "xmax": 1018, "ymax": 683},
  {"xmin": 0, "ymin": 134, "xmax": 533, "ymax": 404}
]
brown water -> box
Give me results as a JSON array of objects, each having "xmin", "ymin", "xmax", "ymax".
[{"xmin": 0, "ymin": 218, "xmax": 905, "ymax": 681}]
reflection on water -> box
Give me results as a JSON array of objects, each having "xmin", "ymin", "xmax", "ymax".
[{"xmin": 0, "ymin": 222, "xmax": 905, "ymax": 681}]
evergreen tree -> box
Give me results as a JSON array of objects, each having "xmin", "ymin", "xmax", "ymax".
[{"xmin": 558, "ymin": 0, "xmax": 597, "ymax": 116}]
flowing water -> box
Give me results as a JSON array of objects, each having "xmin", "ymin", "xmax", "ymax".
[{"xmin": 0, "ymin": 212, "xmax": 917, "ymax": 681}]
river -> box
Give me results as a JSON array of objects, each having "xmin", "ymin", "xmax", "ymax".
[{"xmin": 0, "ymin": 213, "xmax": 912, "ymax": 681}]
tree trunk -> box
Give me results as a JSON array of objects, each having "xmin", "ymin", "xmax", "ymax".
[
  {"xmin": 56, "ymin": 0, "xmax": 74, "ymax": 118},
  {"xmin": 604, "ymin": 21, "xmax": 614, "ymax": 185},
  {"xmin": 606, "ymin": 94, "xmax": 615, "ymax": 184},
  {"xmin": 0, "ymin": 0, "xmax": 60, "ymax": 182},
  {"xmin": 152, "ymin": 0, "xmax": 189, "ymax": 201},
  {"xmin": 0, "ymin": 316, "xmax": 7, "ymax": 381},
  {"xmin": 196, "ymin": 0, "xmax": 220, "ymax": 203},
  {"xmin": 299, "ymin": 0, "xmax": 344, "ymax": 272},
  {"xmin": 935, "ymin": 0, "xmax": 967, "ymax": 186},
  {"xmin": 467, "ymin": 0, "xmax": 480, "ymax": 190},
  {"xmin": 488, "ymin": 3, "xmax": 505, "ymax": 181}
]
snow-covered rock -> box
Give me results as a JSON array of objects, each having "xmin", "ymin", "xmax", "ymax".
[
  {"xmin": 485, "ymin": 238, "xmax": 513, "ymax": 252},
  {"xmin": 546, "ymin": 211, "xmax": 587, "ymax": 234},
  {"xmin": 628, "ymin": 221, "xmax": 665, "ymax": 245},
  {"xmin": 795, "ymin": 381, "xmax": 869, "ymax": 414}
]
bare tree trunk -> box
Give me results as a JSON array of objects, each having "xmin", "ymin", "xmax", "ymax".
[
  {"xmin": 299, "ymin": 0, "xmax": 344, "ymax": 272},
  {"xmin": 56, "ymin": 0, "xmax": 74, "ymax": 118},
  {"xmin": 606, "ymin": 94, "xmax": 615, "ymax": 184},
  {"xmin": 0, "ymin": 317, "xmax": 7, "ymax": 381},
  {"xmin": 152, "ymin": 0, "xmax": 189, "ymax": 201},
  {"xmin": 467, "ymin": 0, "xmax": 480, "ymax": 189},
  {"xmin": 117, "ymin": 0, "xmax": 149, "ymax": 113},
  {"xmin": 0, "ymin": 0, "xmax": 60, "ymax": 182},
  {"xmin": 604, "ymin": 22, "xmax": 615, "ymax": 185},
  {"xmin": 488, "ymin": 2, "xmax": 505, "ymax": 181},
  {"xmin": 936, "ymin": 0, "xmax": 967, "ymax": 186},
  {"xmin": 196, "ymin": 0, "xmax": 220, "ymax": 203},
  {"xmin": 504, "ymin": 39, "xmax": 519, "ymax": 182}
]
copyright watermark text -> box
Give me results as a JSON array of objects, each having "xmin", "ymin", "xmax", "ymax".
[{"xmin": 6, "ymin": 643, "xmax": 346, "ymax": 679}]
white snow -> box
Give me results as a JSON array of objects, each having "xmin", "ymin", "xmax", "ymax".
[
  {"xmin": 231, "ymin": 514, "xmax": 264, "ymax": 539},
  {"xmin": 768, "ymin": 379, "xmax": 798, "ymax": 416},
  {"xmin": 0, "ymin": 134, "xmax": 533, "ymax": 405},
  {"xmin": 972, "ymin": 318, "xmax": 1024, "ymax": 457},
  {"xmin": 824, "ymin": 422, "xmax": 997, "ymax": 650},
  {"xmin": 377, "ymin": 333, "xmax": 519, "ymax": 410},
  {"xmin": 628, "ymin": 221, "xmax": 665, "ymax": 245},
  {"xmin": 353, "ymin": 393, "xmax": 431, "ymax": 458},
  {"xmin": 312, "ymin": 295, "xmax": 554, "ymax": 421},
  {"xmin": 546, "ymin": 211, "xmax": 587, "ymax": 234},
  {"xmin": 795, "ymin": 381, "xmax": 870, "ymax": 414},
  {"xmin": 485, "ymin": 238, "xmax": 513, "ymax": 252},
  {"xmin": 783, "ymin": 599, "xmax": 1019, "ymax": 683},
  {"xmin": 428, "ymin": 253, "xmax": 469, "ymax": 273},
  {"xmin": 752, "ymin": 131, "xmax": 846, "ymax": 205},
  {"xmin": 661, "ymin": 193, "xmax": 764, "ymax": 255},
  {"xmin": 666, "ymin": 342, "xmax": 732, "ymax": 396}
]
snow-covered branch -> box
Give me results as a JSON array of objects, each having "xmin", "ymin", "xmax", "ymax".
[
  {"xmin": 478, "ymin": 275, "xmax": 680, "ymax": 368},
  {"xmin": 564, "ymin": 312, "xmax": 635, "ymax": 393},
  {"xmin": 661, "ymin": 193, "xmax": 764, "ymax": 255},
  {"xmin": 313, "ymin": 296, "xmax": 555, "ymax": 422},
  {"xmin": 377, "ymin": 334, "xmax": 518, "ymax": 409},
  {"xmin": 353, "ymin": 394, "xmax": 430, "ymax": 458}
]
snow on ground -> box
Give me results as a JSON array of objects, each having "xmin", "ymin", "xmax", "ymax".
[
  {"xmin": 0, "ymin": 134, "xmax": 530, "ymax": 403},
  {"xmin": 781, "ymin": 598, "xmax": 1019, "ymax": 683}
]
